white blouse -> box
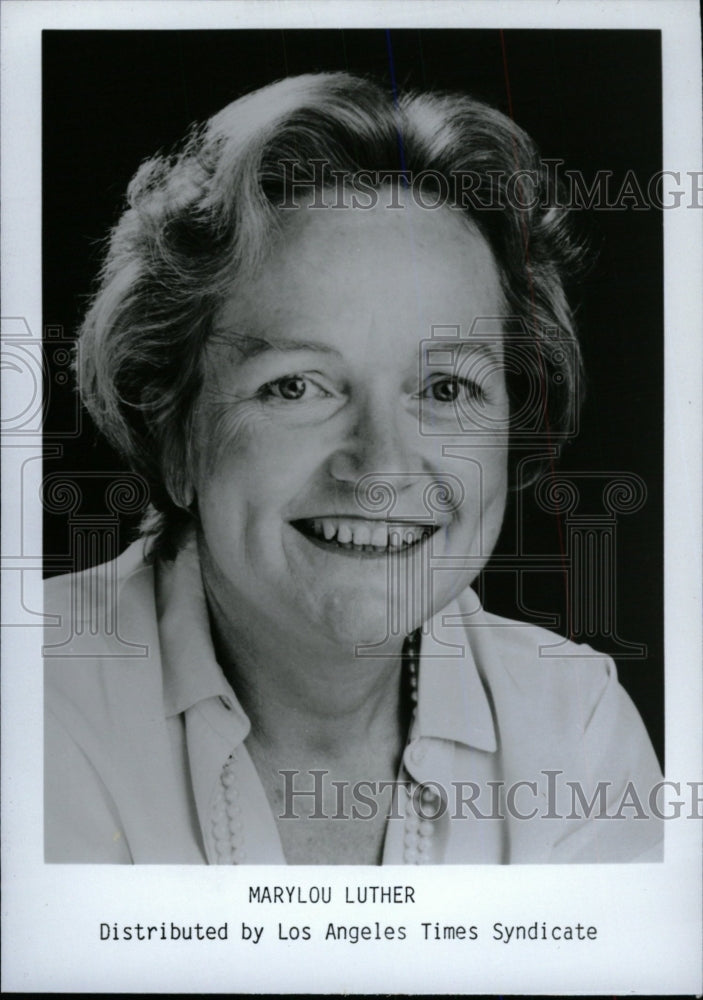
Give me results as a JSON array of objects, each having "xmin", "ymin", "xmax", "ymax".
[{"xmin": 44, "ymin": 536, "xmax": 663, "ymax": 864}]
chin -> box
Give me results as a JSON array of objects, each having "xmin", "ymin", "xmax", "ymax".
[{"xmin": 311, "ymin": 589, "xmax": 431, "ymax": 656}]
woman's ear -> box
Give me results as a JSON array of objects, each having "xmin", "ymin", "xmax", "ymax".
[
  {"xmin": 180, "ymin": 481, "xmax": 195, "ymax": 509},
  {"xmin": 161, "ymin": 415, "xmax": 199, "ymax": 510},
  {"xmin": 163, "ymin": 457, "xmax": 196, "ymax": 510}
]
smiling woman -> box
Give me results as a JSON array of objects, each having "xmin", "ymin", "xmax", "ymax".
[
  {"xmin": 44, "ymin": 72, "xmax": 663, "ymax": 865},
  {"xmin": 195, "ymin": 202, "xmax": 509, "ymax": 655}
]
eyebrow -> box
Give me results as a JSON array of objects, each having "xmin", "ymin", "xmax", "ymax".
[
  {"xmin": 212, "ymin": 331, "xmax": 343, "ymax": 361},
  {"xmin": 212, "ymin": 330, "xmax": 504, "ymax": 365},
  {"xmin": 422, "ymin": 339, "xmax": 503, "ymax": 366}
]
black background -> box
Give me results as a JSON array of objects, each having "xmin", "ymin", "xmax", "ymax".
[{"xmin": 43, "ymin": 29, "xmax": 663, "ymax": 767}]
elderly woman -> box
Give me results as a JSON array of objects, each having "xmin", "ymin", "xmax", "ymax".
[{"xmin": 45, "ymin": 72, "xmax": 662, "ymax": 865}]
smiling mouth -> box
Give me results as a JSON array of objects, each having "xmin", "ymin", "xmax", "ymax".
[{"xmin": 291, "ymin": 517, "xmax": 442, "ymax": 555}]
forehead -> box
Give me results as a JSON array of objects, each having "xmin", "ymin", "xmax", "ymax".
[{"xmin": 213, "ymin": 198, "xmax": 505, "ymax": 356}]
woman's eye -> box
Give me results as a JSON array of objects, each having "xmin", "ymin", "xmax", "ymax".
[
  {"xmin": 425, "ymin": 376, "xmax": 482, "ymax": 403},
  {"xmin": 260, "ymin": 374, "xmax": 328, "ymax": 401}
]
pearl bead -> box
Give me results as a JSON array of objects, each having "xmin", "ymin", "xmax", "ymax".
[{"xmin": 404, "ymin": 812, "xmax": 420, "ymax": 833}]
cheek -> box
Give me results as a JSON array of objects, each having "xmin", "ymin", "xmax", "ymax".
[
  {"xmin": 447, "ymin": 444, "xmax": 508, "ymax": 512},
  {"xmin": 450, "ymin": 447, "xmax": 508, "ymax": 557},
  {"xmin": 194, "ymin": 419, "xmax": 330, "ymax": 525},
  {"xmin": 482, "ymin": 445, "xmax": 509, "ymax": 521},
  {"xmin": 194, "ymin": 399, "xmax": 269, "ymax": 485},
  {"xmin": 488, "ymin": 442, "xmax": 510, "ymax": 493}
]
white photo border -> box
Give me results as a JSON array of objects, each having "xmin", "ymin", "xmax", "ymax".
[{"xmin": 2, "ymin": 1, "xmax": 701, "ymax": 994}]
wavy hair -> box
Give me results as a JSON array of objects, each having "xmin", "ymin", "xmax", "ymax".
[{"xmin": 77, "ymin": 72, "xmax": 587, "ymax": 558}]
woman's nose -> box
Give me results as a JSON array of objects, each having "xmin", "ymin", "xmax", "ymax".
[{"xmin": 327, "ymin": 394, "xmax": 422, "ymax": 490}]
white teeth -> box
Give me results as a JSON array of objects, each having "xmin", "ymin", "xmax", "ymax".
[
  {"xmin": 305, "ymin": 518, "xmax": 436, "ymax": 552},
  {"xmin": 370, "ymin": 524, "xmax": 388, "ymax": 548},
  {"xmin": 337, "ymin": 523, "xmax": 352, "ymax": 545},
  {"xmin": 352, "ymin": 524, "xmax": 372, "ymax": 547}
]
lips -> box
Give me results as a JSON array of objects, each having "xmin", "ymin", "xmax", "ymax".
[{"xmin": 291, "ymin": 517, "xmax": 441, "ymax": 554}]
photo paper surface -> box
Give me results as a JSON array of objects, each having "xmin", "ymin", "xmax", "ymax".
[{"xmin": 2, "ymin": 0, "xmax": 701, "ymax": 993}]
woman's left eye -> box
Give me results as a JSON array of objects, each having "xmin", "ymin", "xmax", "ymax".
[
  {"xmin": 259, "ymin": 374, "xmax": 329, "ymax": 401},
  {"xmin": 423, "ymin": 376, "xmax": 483, "ymax": 403}
]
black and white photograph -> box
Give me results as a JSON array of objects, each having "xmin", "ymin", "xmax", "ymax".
[
  {"xmin": 42, "ymin": 26, "xmax": 668, "ymax": 868},
  {"xmin": 2, "ymin": 0, "xmax": 701, "ymax": 994}
]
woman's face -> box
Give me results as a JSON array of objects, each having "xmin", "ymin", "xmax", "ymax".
[{"xmin": 193, "ymin": 198, "xmax": 510, "ymax": 651}]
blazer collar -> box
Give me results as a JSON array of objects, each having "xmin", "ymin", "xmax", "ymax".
[
  {"xmin": 156, "ymin": 535, "xmax": 247, "ymax": 737},
  {"xmin": 416, "ymin": 591, "xmax": 498, "ymax": 753}
]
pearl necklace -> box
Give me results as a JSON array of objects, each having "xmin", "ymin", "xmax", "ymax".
[
  {"xmin": 211, "ymin": 630, "xmax": 438, "ymax": 864},
  {"xmin": 401, "ymin": 628, "xmax": 440, "ymax": 865},
  {"xmin": 211, "ymin": 749, "xmax": 246, "ymax": 864}
]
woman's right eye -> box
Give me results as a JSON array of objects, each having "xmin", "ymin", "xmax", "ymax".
[
  {"xmin": 258, "ymin": 374, "xmax": 330, "ymax": 402},
  {"xmin": 420, "ymin": 375, "xmax": 485, "ymax": 404}
]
